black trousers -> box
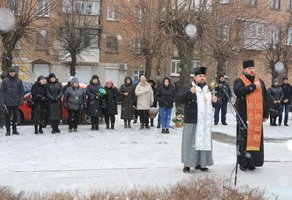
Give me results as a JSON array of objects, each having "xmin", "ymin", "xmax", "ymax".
[
  {"xmin": 139, "ymin": 110, "xmax": 149, "ymax": 126},
  {"xmin": 5, "ymin": 106, "xmax": 18, "ymax": 132},
  {"xmin": 105, "ymin": 114, "xmax": 115, "ymax": 126},
  {"xmin": 68, "ymin": 109, "xmax": 80, "ymax": 129}
]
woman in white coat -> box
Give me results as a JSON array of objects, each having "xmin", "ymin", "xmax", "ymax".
[{"xmin": 135, "ymin": 75, "xmax": 154, "ymax": 129}]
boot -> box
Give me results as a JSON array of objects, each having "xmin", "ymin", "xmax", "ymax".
[
  {"xmin": 39, "ymin": 125, "xmax": 43, "ymax": 133},
  {"xmin": 91, "ymin": 124, "xmax": 95, "ymax": 130},
  {"xmin": 111, "ymin": 123, "xmax": 114, "ymax": 130},
  {"xmin": 128, "ymin": 120, "xmax": 131, "ymax": 128},
  {"xmin": 106, "ymin": 123, "xmax": 110, "ymax": 129},
  {"xmin": 51, "ymin": 121, "xmax": 56, "ymax": 134},
  {"xmin": 35, "ymin": 125, "xmax": 39, "ymax": 134},
  {"xmin": 140, "ymin": 125, "xmax": 144, "ymax": 130},
  {"xmin": 96, "ymin": 122, "xmax": 99, "ymax": 130},
  {"xmin": 124, "ymin": 120, "xmax": 128, "ymax": 128},
  {"xmin": 145, "ymin": 124, "xmax": 150, "ymax": 129},
  {"xmin": 6, "ymin": 131, "xmax": 10, "ymax": 136},
  {"xmin": 165, "ymin": 128, "xmax": 170, "ymax": 134},
  {"xmin": 150, "ymin": 119, "xmax": 154, "ymax": 127},
  {"xmin": 55, "ymin": 122, "xmax": 61, "ymax": 133}
]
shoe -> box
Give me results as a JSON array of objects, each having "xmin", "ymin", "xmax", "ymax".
[
  {"xmin": 128, "ymin": 124, "xmax": 131, "ymax": 128},
  {"xmin": 39, "ymin": 127, "xmax": 43, "ymax": 133},
  {"xmin": 278, "ymin": 123, "xmax": 281, "ymax": 126},
  {"xmin": 133, "ymin": 119, "xmax": 137, "ymax": 124},
  {"xmin": 150, "ymin": 123, "xmax": 154, "ymax": 127},
  {"xmin": 12, "ymin": 131, "xmax": 20, "ymax": 135},
  {"xmin": 200, "ymin": 167, "xmax": 208, "ymax": 172},
  {"xmin": 35, "ymin": 131, "xmax": 38, "ymax": 134},
  {"xmin": 195, "ymin": 165, "xmax": 201, "ymax": 170},
  {"xmin": 106, "ymin": 125, "xmax": 110, "ymax": 129},
  {"xmin": 165, "ymin": 128, "xmax": 170, "ymax": 134},
  {"xmin": 157, "ymin": 125, "xmax": 160, "ymax": 128},
  {"xmin": 91, "ymin": 126, "xmax": 95, "ymax": 130},
  {"xmin": 183, "ymin": 167, "xmax": 190, "ymax": 173},
  {"xmin": 95, "ymin": 125, "xmax": 99, "ymax": 130},
  {"xmin": 145, "ymin": 125, "xmax": 150, "ymax": 129},
  {"xmin": 284, "ymin": 124, "xmax": 289, "ymax": 126},
  {"xmin": 111, "ymin": 124, "xmax": 114, "ymax": 129},
  {"xmin": 56, "ymin": 128, "xmax": 61, "ymax": 133},
  {"xmin": 6, "ymin": 131, "xmax": 10, "ymax": 136},
  {"xmin": 162, "ymin": 129, "xmax": 166, "ymax": 133},
  {"xmin": 248, "ymin": 166, "xmax": 256, "ymax": 170},
  {"xmin": 140, "ymin": 125, "xmax": 144, "ymax": 130},
  {"xmin": 239, "ymin": 165, "xmax": 247, "ymax": 171},
  {"xmin": 124, "ymin": 124, "xmax": 128, "ymax": 128},
  {"xmin": 222, "ymin": 122, "xmax": 228, "ymax": 125},
  {"xmin": 69, "ymin": 129, "xmax": 73, "ymax": 132},
  {"xmin": 73, "ymin": 128, "xmax": 78, "ymax": 132},
  {"xmin": 51, "ymin": 130, "xmax": 56, "ymax": 134},
  {"xmin": 214, "ymin": 123, "xmax": 218, "ymax": 125}
]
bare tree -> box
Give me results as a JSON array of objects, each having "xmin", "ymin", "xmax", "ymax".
[
  {"xmin": 57, "ymin": 0, "xmax": 100, "ymax": 76},
  {"xmin": 0, "ymin": 0, "xmax": 55, "ymax": 78}
]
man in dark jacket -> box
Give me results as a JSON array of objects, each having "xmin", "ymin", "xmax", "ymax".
[
  {"xmin": 214, "ymin": 75, "xmax": 232, "ymax": 125},
  {"xmin": 279, "ymin": 77, "xmax": 291, "ymax": 126},
  {"xmin": 234, "ymin": 60, "xmax": 269, "ymax": 171},
  {"xmin": 0, "ymin": 67, "xmax": 24, "ymax": 136},
  {"xmin": 268, "ymin": 80, "xmax": 283, "ymax": 126}
]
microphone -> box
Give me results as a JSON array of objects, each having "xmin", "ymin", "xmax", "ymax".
[{"xmin": 218, "ymin": 83, "xmax": 226, "ymax": 88}]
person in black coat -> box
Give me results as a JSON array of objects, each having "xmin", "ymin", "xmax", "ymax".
[
  {"xmin": 0, "ymin": 67, "xmax": 24, "ymax": 136},
  {"xmin": 268, "ymin": 79, "xmax": 284, "ymax": 126},
  {"xmin": 233, "ymin": 60, "xmax": 269, "ymax": 171},
  {"xmin": 119, "ymin": 77, "xmax": 135, "ymax": 128},
  {"xmin": 156, "ymin": 77, "xmax": 175, "ymax": 133},
  {"xmin": 279, "ymin": 77, "xmax": 292, "ymax": 126},
  {"xmin": 46, "ymin": 73, "xmax": 63, "ymax": 134},
  {"xmin": 86, "ymin": 75, "xmax": 103, "ymax": 130},
  {"xmin": 31, "ymin": 75, "xmax": 47, "ymax": 134},
  {"xmin": 64, "ymin": 77, "xmax": 86, "ymax": 132},
  {"xmin": 214, "ymin": 75, "xmax": 232, "ymax": 125},
  {"xmin": 104, "ymin": 79, "xmax": 119, "ymax": 129}
]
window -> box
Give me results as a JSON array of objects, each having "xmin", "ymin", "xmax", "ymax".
[
  {"xmin": 219, "ymin": 0, "xmax": 231, "ymax": 4},
  {"xmin": 38, "ymin": 0, "xmax": 49, "ymax": 16},
  {"xmin": 107, "ymin": 4, "xmax": 118, "ymax": 20},
  {"xmin": 288, "ymin": 0, "xmax": 292, "ymax": 10},
  {"xmin": 287, "ymin": 28, "xmax": 292, "ymax": 45},
  {"xmin": 217, "ymin": 24, "xmax": 229, "ymax": 40},
  {"xmin": 106, "ymin": 36, "xmax": 118, "ymax": 52},
  {"xmin": 133, "ymin": 70, "xmax": 144, "ymax": 82},
  {"xmin": 68, "ymin": 1, "xmax": 100, "ymax": 15},
  {"xmin": 270, "ymin": 0, "xmax": 280, "ymax": 9},
  {"xmin": 8, "ymin": 0, "xmax": 21, "ymax": 15},
  {"xmin": 133, "ymin": 38, "xmax": 143, "ymax": 54},
  {"xmin": 36, "ymin": 30, "xmax": 48, "ymax": 50},
  {"xmin": 171, "ymin": 59, "xmax": 200, "ymax": 76},
  {"xmin": 245, "ymin": 0, "xmax": 257, "ymax": 6}
]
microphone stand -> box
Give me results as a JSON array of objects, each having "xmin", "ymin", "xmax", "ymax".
[{"xmin": 219, "ymin": 85, "xmax": 246, "ymax": 186}]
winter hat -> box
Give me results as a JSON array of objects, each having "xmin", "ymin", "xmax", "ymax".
[
  {"xmin": 37, "ymin": 75, "xmax": 46, "ymax": 82},
  {"xmin": 8, "ymin": 67, "xmax": 16, "ymax": 73},
  {"xmin": 71, "ymin": 77, "xmax": 79, "ymax": 84},
  {"xmin": 92, "ymin": 75, "xmax": 99, "ymax": 80},
  {"xmin": 148, "ymin": 80, "xmax": 156, "ymax": 86},
  {"xmin": 48, "ymin": 73, "xmax": 56, "ymax": 79},
  {"xmin": 194, "ymin": 67, "xmax": 207, "ymax": 76},
  {"xmin": 243, "ymin": 60, "xmax": 255, "ymax": 69}
]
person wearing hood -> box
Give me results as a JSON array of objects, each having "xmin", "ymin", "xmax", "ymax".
[
  {"xmin": 119, "ymin": 77, "xmax": 135, "ymax": 128},
  {"xmin": 233, "ymin": 60, "xmax": 269, "ymax": 171},
  {"xmin": 214, "ymin": 74, "xmax": 232, "ymax": 125},
  {"xmin": 46, "ymin": 73, "xmax": 63, "ymax": 134},
  {"xmin": 86, "ymin": 75, "xmax": 103, "ymax": 130},
  {"xmin": 156, "ymin": 77, "xmax": 175, "ymax": 133},
  {"xmin": 31, "ymin": 75, "xmax": 47, "ymax": 134},
  {"xmin": 176, "ymin": 67, "xmax": 218, "ymax": 173},
  {"xmin": 268, "ymin": 79, "xmax": 284, "ymax": 126},
  {"xmin": 279, "ymin": 77, "xmax": 292, "ymax": 126},
  {"xmin": 104, "ymin": 79, "xmax": 119, "ymax": 129},
  {"xmin": 64, "ymin": 77, "xmax": 86, "ymax": 132},
  {"xmin": 0, "ymin": 67, "xmax": 24, "ymax": 136}
]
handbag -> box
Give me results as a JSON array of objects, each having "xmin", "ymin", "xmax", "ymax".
[{"xmin": 269, "ymin": 108, "xmax": 279, "ymax": 117}]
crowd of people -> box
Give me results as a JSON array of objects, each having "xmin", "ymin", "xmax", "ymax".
[{"xmin": 0, "ymin": 60, "xmax": 291, "ymax": 174}]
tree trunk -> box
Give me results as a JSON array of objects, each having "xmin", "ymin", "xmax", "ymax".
[
  {"xmin": 144, "ymin": 54, "xmax": 153, "ymax": 80},
  {"xmin": 69, "ymin": 54, "xmax": 77, "ymax": 77},
  {"xmin": 1, "ymin": 51, "xmax": 13, "ymax": 78},
  {"xmin": 216, "ymin": 58, "xmax": 226, "ymax": 78},
  {"xmin": 178, "ymin": 52, "xmax": 192, "ymax": 88}
]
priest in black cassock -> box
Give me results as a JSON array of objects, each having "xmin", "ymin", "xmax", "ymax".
[
  {"xmin": 233, "ymin": 60, "xmax": 269, "ymax": 171},
  {"xmin": 177, "ymin": 67, "xmax": 218, "ymax": 173}
]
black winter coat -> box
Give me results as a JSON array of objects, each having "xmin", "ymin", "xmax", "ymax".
[
  {"xmin": 31, "ymin": 82, "xmax": 47, "ymax": 124},
  {"xmin": 64, "ymin": 86, "xmax": 86, "ymax": 110},
  {"xmin": 156, "ymin": 85, "xmax": 175, "ymax": 108},
  {"xmin": 0, "ymin": 75, "xmax": 24, "ymax": 106},
  {"xmin": 86, "ymin": 82, "xmax": 102, "ymax": 117},
  {"xmin": 281, "ymin": 83, "xmax": 292, "ymax": 104},
  {"xmin": 268, "ymin": 86, "xmax": 284, "ymax": 102},
  {"xmin": 46, "ymin": 80, "xmax": 63, "ymax": 120},
  {"xmin": 215, "ymin": 81, "xmax": 232, "ymax": 103},
  {"xmin": 104, "ymin": 86, "xmax": 119, "ymax": 115},
  {"xmin": 119, "ymin": 83, "xmax": 135, "ymax": 119}
]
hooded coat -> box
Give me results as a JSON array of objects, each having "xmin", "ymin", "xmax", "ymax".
[
  {"xmin": 156, "ymin": 77, "xmax": 175, "ymax": 108},
  {"xmin": 31, "ymin": 81, "xmax": 47, "ymax": 124},
  {"xmin": 86, "ymin": 79, "xmax": 103, "ymax": 117},
  {"xmin": 119, "ymin": 77, "xmax": 135, "ymax": 119},
  {"xmin": 46, "ymin": 78, "xmax": 63, "ymax": 120}
]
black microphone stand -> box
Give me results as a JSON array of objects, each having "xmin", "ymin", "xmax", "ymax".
[{"xmin": 219, "ymin": 85, "xmax": 246, "ymax": 186}]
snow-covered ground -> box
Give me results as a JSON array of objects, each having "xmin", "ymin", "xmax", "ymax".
[{"xmin": 0, "ymin": 106, "xmax": 292, "ymax": 199}]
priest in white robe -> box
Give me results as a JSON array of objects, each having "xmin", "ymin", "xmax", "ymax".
[{"xmin": 176, "ymin": 67, "xmax": 218, "ymax": 173}]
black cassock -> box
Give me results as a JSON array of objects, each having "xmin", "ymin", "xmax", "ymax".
[{"xmin": 233, "ymin": 77, "xmax": 269, "ymax": 169}]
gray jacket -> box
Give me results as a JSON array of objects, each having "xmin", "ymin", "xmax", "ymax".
[
  {"xmin": 0, "ymin": 75, "xmax": 24, "ymax": 106},
  {"xmin": 64, "ymin": 86, "xmax": 86, "ymax": 110}
]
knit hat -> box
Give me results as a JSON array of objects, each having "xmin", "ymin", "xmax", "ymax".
[
  {"xmin": 8, "ymin": 67, "xmax": 16, "ymax": 73},
  {"xmin": 92, "ymin": 75, "xmax": 99, "ymax": 80},
  {"xmin": 37, "ymin": 75, "xmax": 46, "ymax": 82},
  {"xmin": 243, "ymin": 60, "xmax": 255, "ymax": 68},
  {"xmin": 71, "ymin": 77, "xmax": 79, "ymax": 84},
  {"xmin": 48, "ymin": 73, "xmax": 56, "ymax": 79}
]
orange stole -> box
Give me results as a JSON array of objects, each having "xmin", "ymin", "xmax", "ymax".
[{"xmin": 240, "ymin": 75, "xmax": 263, "ymax": 151}]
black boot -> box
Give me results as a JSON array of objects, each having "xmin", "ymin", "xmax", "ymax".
[
  {"xmin": 35, "ymin": 125, "xmax": 39, "ymax": 134},
  {"xmin": 150, "ymin": 119, "xmax": 154, "ymax": 127},
  {"xmin": 51, "ymin": 121, "xmax": 56, "ymax": 134},
  {"xmin": 183, "ymin": 167, "xmax": 190, "ymax": 173},
  {"xmin": 106, "ymin": 123, "xmax": 110, "ymax": 129},
  {"xmin": 6, "ymin": 131, "xmax": 10, "ymax": 136},
  {"xmin": 96, "ymin": 122, "xmax": 99, "ymax": 130},
  {"xmin": 165, "ymin": 128, "xmax": 170, "ymax": 134},
  {"xmin": 124, "ymin": 120, "xmax": 128, "ymax": 128},
  {"xmin": 39, "ymin": 125, "xmax": 43, "ymax": 133},
  {"xmin": 140, "ymin": 125, "xmax": 144, "ymax": 130},
  {"xmin": 111, "ymin": 123, "xmax": 114, "ymax": 130},
  {"xmin": 128, "ymin": 120, "xmax": 131, "ymax": 128},
  {"xmin": 55, "ymin": 122, "xmax": 61, "ymax": 133}
]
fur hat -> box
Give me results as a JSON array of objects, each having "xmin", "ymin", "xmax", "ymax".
[
  {"xmin": 243, "ymin": 60, "xmax": 255, "ymax": 68},
  {"xmin": 193, "ymin": 67, "xmax": 207, "ymax": 76}
]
